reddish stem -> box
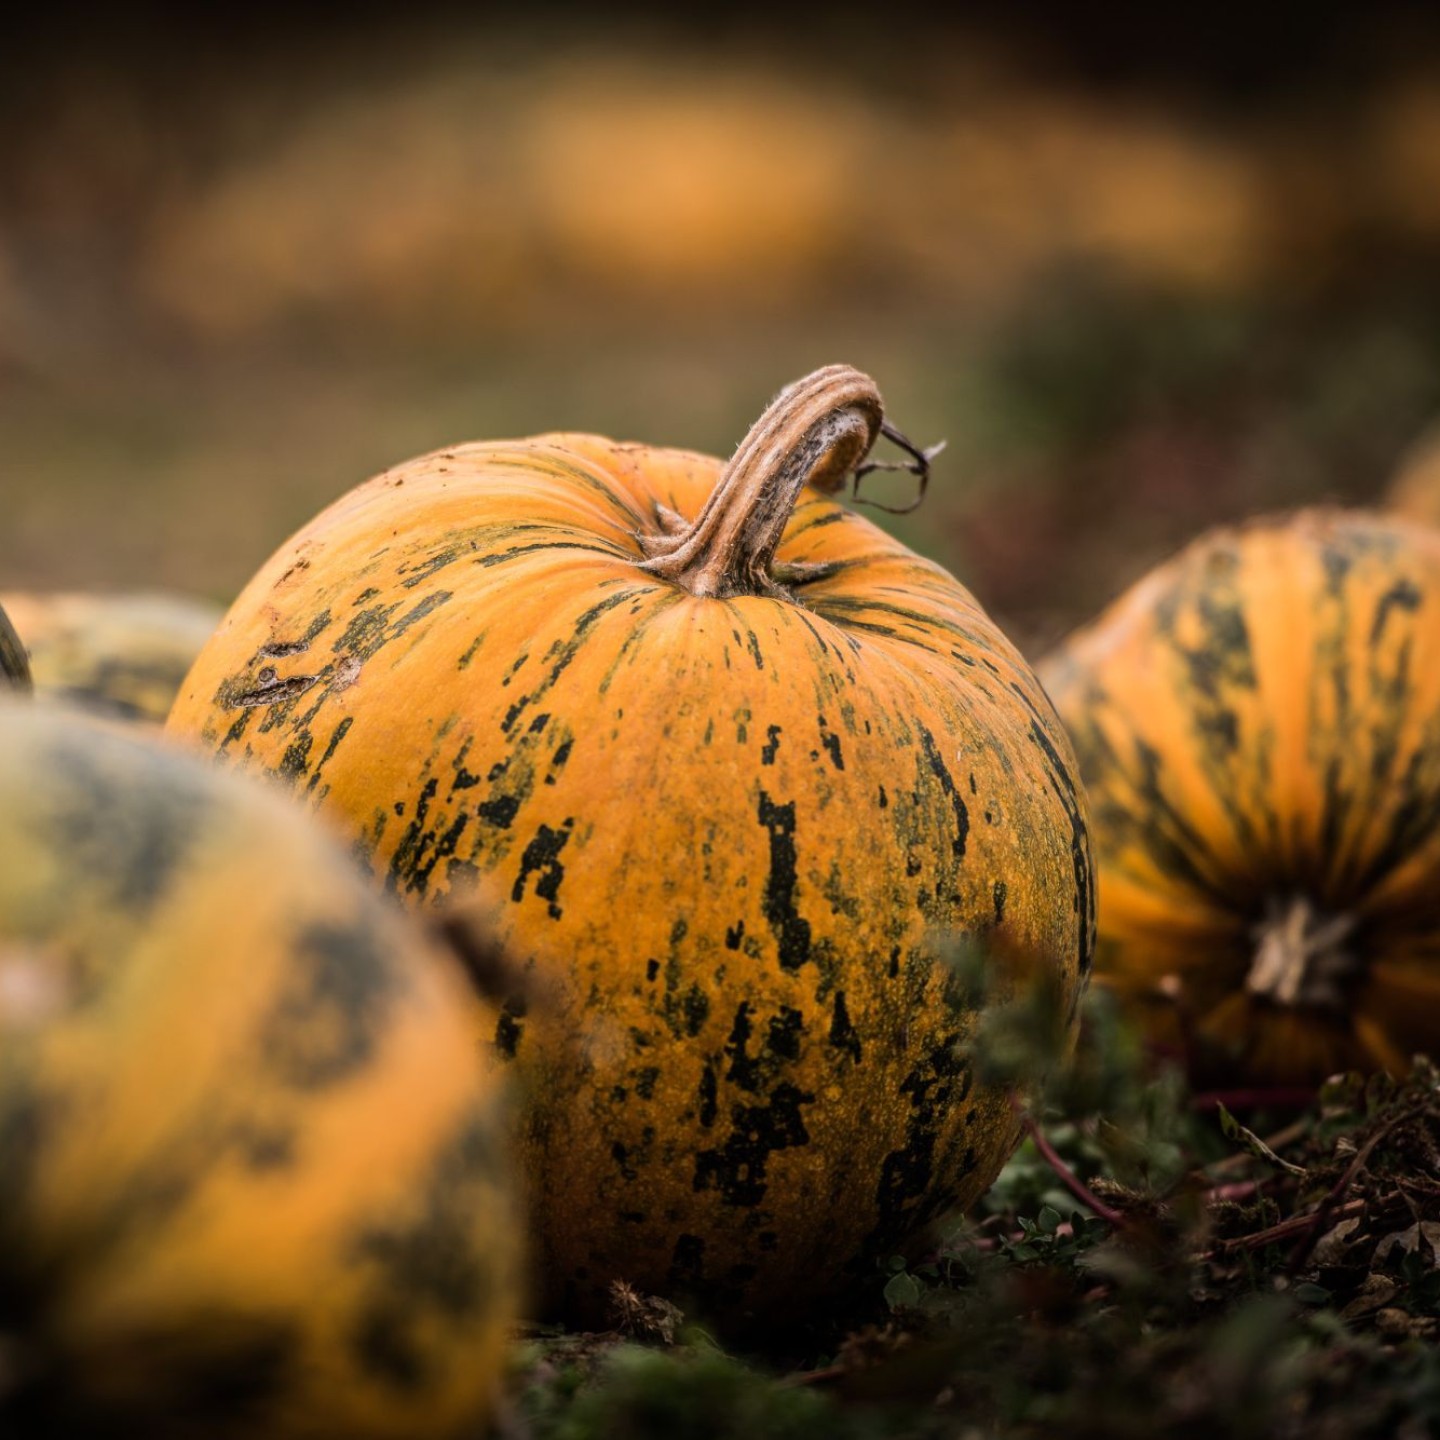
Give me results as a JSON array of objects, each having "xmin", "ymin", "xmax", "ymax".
[
  {"xmin": 1206, "ymin": 1180, "xmax": 1263, "ymax": 1204},
  {"xmin": 782, "ymin": 1365, "xmax": 848, "ymax": 1389},
  {"xmin": 1013, "ymin": 1100, "xmax": 1125, "ymax": 1228}
]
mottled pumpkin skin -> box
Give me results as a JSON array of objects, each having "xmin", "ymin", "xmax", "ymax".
[
  {"xmin": 167, "ymin": 433, "xmax": 1094, "ymax": 1326},
  {"xmin": 0, "ymin": 601, "xmax": 30, "ymax": 691},
  {"xmin": 0, "ymin": 591, "xmax": 222, "ymax": 723},
  {"xmin": 0, "ymin": 703, "xmax": 519, "ymax": 1438},
  {"xmin": 1039, "ymin": 509, "xmax": 1440, "ymax": 1087}
]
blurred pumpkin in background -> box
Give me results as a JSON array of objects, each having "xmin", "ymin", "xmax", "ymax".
[
  {"xmin": 0, "ymin": 592, "xmax": 222, "ymax": 723},
  {"xmin": 0, "ymin": 701, "xmax": 520, "ymax": 1439},
  {"xmin": 166, "ymin": 366, "xmax": 1094, "ymax": 1328},
  {"xmin": 137, "ymin": 64, "xmax": 870, "ymax": 343},
  {"xmin": 0, "ymin": 602, "xmax": 31, "ymax": 691},
  {"xmin": 1386, "ymin": 422, "xmax": 1440, "ymax": 529},
  {"xmin": 1040, "ymin": 508, "xmax": 1440, "ymax": 1086}
]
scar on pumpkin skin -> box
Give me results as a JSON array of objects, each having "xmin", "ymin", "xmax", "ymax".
[{"xmin": 226, "ymin": 669, "xmax": 321, "ymax": 709}]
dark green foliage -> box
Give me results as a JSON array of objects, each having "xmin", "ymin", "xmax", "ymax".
[{"xmin": 516, "ymin": 1344, "xmax": 846, "ymax": 1440}]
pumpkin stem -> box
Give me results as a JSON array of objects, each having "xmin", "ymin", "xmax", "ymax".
[
  {"xmin": 636, "ymin": 365, "xmax": 890, "ymax": 599},
  {"xmin": 1246, "ymin": 896, "xmax": 1359, "ymax": 1012},
  {"xmin": 0, "ymin": 603, "xmax": 32, "ymax": 693}
]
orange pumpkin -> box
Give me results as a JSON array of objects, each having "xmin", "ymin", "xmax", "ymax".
[
  {"xmin": 167, "ymin": 366, "xmax": 1094, "ymax": 1326},
  {"xmin": 1039, "ymin": 508, "xmax": 1440, "ymax": 1087},
  {"xmin": 0, "ymin": 700, "xmax": 520, "ymax": 1437}
]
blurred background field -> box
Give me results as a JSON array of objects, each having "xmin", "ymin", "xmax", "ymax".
[{"xmin": 6, "ymin": 3, "xmax": 1440, "ymax": 654}]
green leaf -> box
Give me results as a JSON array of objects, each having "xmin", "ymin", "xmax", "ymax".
[
  {"xmin": 883, "ymin": 1271, "xmax": 924, "ymax": 1311},
  {"xmin": 1038, "ymin": 1205, "xmax": 1062, "ymax": 1235},
  {"xmin": 1216, "ymin": 1102, "xmax": 1308, "ymax": 1176},
  {"xmin": 1292, "ymin": 1283, "xmax": 1332, "ymax": 1306}
]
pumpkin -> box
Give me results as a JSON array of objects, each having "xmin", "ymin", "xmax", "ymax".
[
  {"xmin": 1038, "ymin": 508, "xmax": 1440, "ymax": 1087},
  {"xmin": 0, "ymin": 701, "xmax": 520, "ymax": 1437},
  {"xmin": 166, "ymin": 365, "xmax": 1094, "ymax": 1327},
  {"xmin": 0, "ymin": 591, "xmax": 222, "ymax": 723},
  {"xmin": 1386, "ymin": 423, "xmax": 1440, "ymax": 530},
  {"xmin": 0, "ymin": 602, "xmax": 31, "ymax": 692}
]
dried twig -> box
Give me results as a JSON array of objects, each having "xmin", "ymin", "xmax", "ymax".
[
  {"xmin": 608, "ymin": 1281, "xmax": 684, "ymax": 1345},
  {"xmin": 1209, "ymin": 1196, "xmax": 1370, "ymax": 1257},
  {"xmin": 1286, "ymin": 1108, "xmax": 1423, "ymax": 1273},
  {"xmin": 1203, "ymin": 1118, "xmax": 1312, "ymax": 1178}
]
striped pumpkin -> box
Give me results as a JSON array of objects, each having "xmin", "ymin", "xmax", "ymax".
[
  {"xmin": 0, "ymin": 602, "xmax": 31, "ymax": 692},
  {"xmin": 0, "ymin": 591, "xmax": 222, "ymax": 723},
  {"xmin": 0, "ymin": 701, "xmax": 519, "ymax": 1437},
  {"xmin": 1039, "ymin": 509, "xmax": 1440, "ymax": 1086},
  {"xmin": 167, "ymin": 366, "xmax": 1094, "ymax": 1326}
]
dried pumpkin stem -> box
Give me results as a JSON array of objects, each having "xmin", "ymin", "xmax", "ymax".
[
  {"xmin": 637, "ymin": 365, "xmax": 885, "ymax": 599},
  {"xmin": 1246, "ymin": 895, "xmax": 1359, "ymax": 1012},
  {"xmin": 0, "ymin": 604, "xmax": 31, "ymax": 692}
]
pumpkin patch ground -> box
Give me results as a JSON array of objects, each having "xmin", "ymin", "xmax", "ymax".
[{"xmin": 506, "ymin": 991, "xmax": 1440, "ymax": 1440}]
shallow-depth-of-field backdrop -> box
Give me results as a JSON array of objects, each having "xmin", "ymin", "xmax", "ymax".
[{"xmin": 8, "ymin": 7, "xmax": 1440, "ymax": 653}]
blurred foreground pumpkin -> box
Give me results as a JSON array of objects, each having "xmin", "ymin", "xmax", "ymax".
[
  {"xmin": 0, "ymin": 592, "xmax": 222, "ymax": 723},
  {"xmin": 0, "ymin": 702, "xmax": 519, "ymax": 1438},
  {"xmin": 167, "ymin": 365, "xmax": 1093, "ymax": 1327},
  {"xmin": 1040, "ymin": 509, "xmax": 1440, "ymax": 1087},
  {"xmin": 0, "ymin": 602, "xmax": 30, "ymax": 691}
]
